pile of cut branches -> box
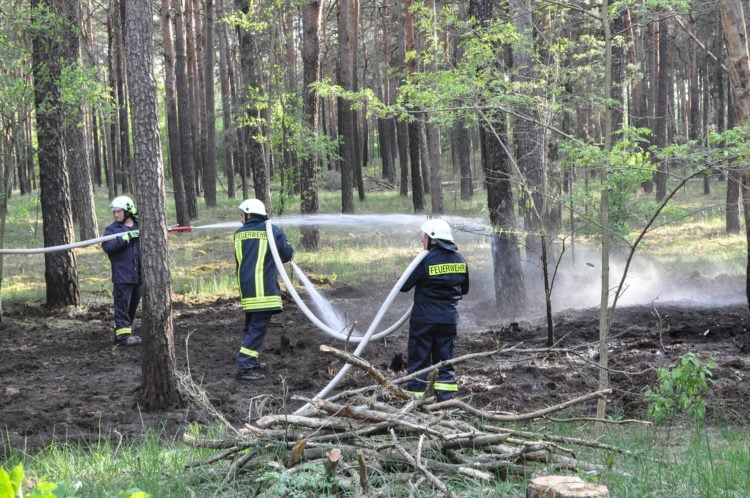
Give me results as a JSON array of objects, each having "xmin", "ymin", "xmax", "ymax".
[{"xmin": 181, "ymin": 344, "xmax": 640, "ymax": 496}]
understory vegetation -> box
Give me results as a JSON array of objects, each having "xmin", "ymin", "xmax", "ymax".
[{"xmin": 1, "ymin": 173, "xmax": 748, "ymax": 496}]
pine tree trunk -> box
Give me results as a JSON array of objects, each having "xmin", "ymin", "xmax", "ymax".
[
  {"xmin": 235, "ymin": 0, "xmax": 269, "ymax": 207},
  {"xmin": 203, "ymin": 0, "xmax": 217, "ymax": 207},
  {"xmin": 217, "ymin": 0, "xmax": 236, "ymax": 199},
  {"xmin": 32, "ymin": 0, "xmax": 80, "ymax": 308},
  {"xmin": 162, "ymin": 0, "xmax": 189, "ymax": 227},
  {"xmin": 338, "ymin": 0, "xmax": 356, "ymax": 213},
  {"xmin": 300, "ymin": 0, "xmax": 321, "ymax": 249},
  {"xmin": 470, "ymin": 0, "xmax": 526, "ymax": 314},
  {"xmin": 175, "ymin": 0, "xmax": 199, "ymax": 218},
  {"xmin": 654, "ymin": 17, "xmax": 670, "ymax": 202},
  {"xmin": 124, "ymin": 0, "xmax": 181, "ymax": 410}
]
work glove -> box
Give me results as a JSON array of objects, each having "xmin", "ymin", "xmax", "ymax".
[{"xmin": 121, "ymin": 230, "xmax": 139, "ymax": 242}]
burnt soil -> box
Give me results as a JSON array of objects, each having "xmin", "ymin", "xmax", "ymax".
[{"xmin": 2, "ymin": 293, "xmax": 750, "ymax": 457}]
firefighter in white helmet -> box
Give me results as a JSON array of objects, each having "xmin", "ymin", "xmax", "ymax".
[
  {"xmin": 233, "ymin": 198, "xmax": 294, "ymax": 381},
  {"xmin": 102, "ymin": 195, "xmax": 142, "ymax": 346},
  {"xmin": 400, "ymin": 219, "xmax": 469, "ymax": 401}
]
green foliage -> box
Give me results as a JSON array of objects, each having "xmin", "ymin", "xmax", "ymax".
[
  {"xmin": 256, "ymin": 464, "xmax": 337, "ymax": 498},
  {"xmin": 0, "ymin": 463, "xmax": 135, "ymax": 498},
  {"xmin": 644, "ymin": 352, "xmax": 715, "ymax": 427},
  {"xmin": 560, "ymin": 127, "xmax": 657, "ymax": 238}
]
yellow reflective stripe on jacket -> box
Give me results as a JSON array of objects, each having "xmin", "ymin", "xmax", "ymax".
[
  {"xmin": 433, "ymin": 382, "xmax": 458, "ymax": 392},
  {"xmin": 255, "ymin": 239, "xmax": 268, "ymax": 297},
  {"xmin": 239, "ymin": 347, "xmax": 259, "ymax": 358},
  {"xmin": 235, "ymin": 237, "xmax": 244, "ymax": 289},
  {"xmin": 241, "ymin": 295, "xmax": 282, "ymax": 311},
  {"xmin": 115, "ymin": 327, "xmax": 132, "ymax": 337},
  {"xmin": 428, "ymin": 262, "xmax": 467, "ymax": 276},
  {"xmin": 407, "ymin": 390, "xmax": 425, "ymax": 398}
]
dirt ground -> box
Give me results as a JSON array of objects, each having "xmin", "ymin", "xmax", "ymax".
[{"xmin": 2, "ymin": 287, "xmax": 749, "ymax": 457}]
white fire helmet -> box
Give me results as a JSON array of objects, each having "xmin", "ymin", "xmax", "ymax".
[
  {"xmin": 239, "ymin": 198, "xmax": 267, "ymax": 217},
  {"xmin": 110, "ymin": 195, "xmax": 137, "ymax": 217},
  {"xmin": 421, "ymin": 219, "xmax": 454, "ymax": 242}
]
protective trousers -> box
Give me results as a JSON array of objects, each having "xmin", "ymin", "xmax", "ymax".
[
  {"xmin": 406, "ymin": 322, "xmax": 458, "ymax": 401},
  {"xmin": 236, "ymin": 311, "xmax": 273, "ymax": 372},
  {"xmin": 113, "ymin": 282, "xmax": 142, "ymax": 339}
]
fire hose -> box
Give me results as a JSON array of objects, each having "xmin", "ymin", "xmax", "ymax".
[
  {"xmin": 0, "ymin": 224, "xmax": 196, "ymax": 254},
  {"xmin": 265, "ymin": 220, "xmax": 428, "ymax": 414}
]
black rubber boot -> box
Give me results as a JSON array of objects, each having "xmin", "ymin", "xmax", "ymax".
[
  {"xmin": 115, "ymin": 334, "xmax": 142, "ymax": 346},
  {"xmin": 236, "ymin": 370, "xmax": 265, "ymax": 381}
]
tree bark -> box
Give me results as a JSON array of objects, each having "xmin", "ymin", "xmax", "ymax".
[
  {"xmin": 405, "ymin": 0, "xmax": 424, "ymax": 212},
  {"xmin": 470, "ymin": 0, "xmax": 525, "ymax": 315},
  {"xmin": 235, "ymin": 0, "xmax": 270, "ymax": 207},
  {"xmin": 175, "ymin": 0, "xmax": 199, "ymax": 218},
  {"xmin": 31, "ymin": 0, "xmax": 80, "ymax": 308},
  {"xmin": 338, "ymin": 0, "xmax": 356, "ymax": 213},
  {"xmin": 300, "ymin": 0, "xmax": 322, "ymax": 249},
  {"xmin": 162, "ymin": 0, "xmax": 189, "ymax": 227},
  {"xmin": 654, "ymin": 17, "xmax": 670, "ymax": 202},
  {"xmin": 721, "ymin": 0, "xmax": 750, "ymax": 310},
  {"xmin": 217, "ymin": 0, "xmax": 236, "ymax": 199},
  {"xmin": 64, "ymin": 0, "xmax": 98, "ymax": 241},
  {"xmin": 203, "ymin": 0, "xmax": 217, "ymax": 207},
  {"xmin": 124, "ymin": 0, "xmax": 181, "ymax": 410},
  {"xmin": 116, "ymin": 0, "xmax": 132, "ymax": 194}
]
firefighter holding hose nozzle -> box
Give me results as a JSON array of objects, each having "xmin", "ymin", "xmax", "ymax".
[
  {"xmin": 234, "ymin": 199, "xmax": 294, "ymax": 381},
  {"xmin": 102, "ymin": 195, "xmax": 142, "ymax": 346},
  {"xmin": 400, "ymin": 219, "xmax": 469, "ymax": 401}
]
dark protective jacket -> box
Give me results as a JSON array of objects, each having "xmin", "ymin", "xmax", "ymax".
[
  {"xmin": 102, "ymin": 220, "xmax": 141, "ymax": 284},
  {"xmin": 400, "ymin": 242, "xmax": 469, "ymax": 324},
  {"xmin": 235, "ymin": 217, "xmax": 294, "ymax": 312}
]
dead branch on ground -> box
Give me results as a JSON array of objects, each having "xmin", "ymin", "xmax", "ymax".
[{"xmin": 182, "ymin": 344, "xmax": 640, "ymax": 494}]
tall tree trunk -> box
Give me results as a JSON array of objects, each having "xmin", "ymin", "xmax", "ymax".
[
  {"xmin": 721, "ymin": 0, "xmax": 750, "ymax": 310},
  {"xmin": 654, "ymin": 17, "xmax": 670, "ymax": 202},
  {"xmin": 162, "ymin": 0, "xmax": 189, "ymax": 227},
  {"xmin": 300, "ymin": 0, "xmax": 322, "ymax": 249},
  {"xmin": 405, "ymin": 0, "xmax": 424, "ymax": 212},
  {"xmin": 235, "ymin": 0, "xmax": 270, "ymax": 207},
  {"xmin": 187, "ymin": 0, "xmax": 204, "ymax": 196},
  {"xmin": 106, "ymin": 8, "xmax": 118, "ymax": 198},
  {"xmin": 394, "ymin": 0, "xmax": 410, "ymax": 196},
  {"xmin": 217, "ymin": 0, "xmax": 236, "ymax": 199},
  {"xmin": 510, "ymin": 0, "xmax": 545, "ymax": 258},
  {"xmin": 175, "ymin": 0, "xmax": 199, "ymax": 218},
  {"xmin": 203, "ymin": 0, "xmax": 217, "ymax": 207},
  {"xmin": 31, "ymin": 0, "xmax": 80, "ymax": 308},
  {"xmin": 596, "ymin": 0, "xmax": 615, "ymax": 431},
  {"xmin": 124, "ymin": 0, "xmax": 181, "ymax": 410},
  {"xmin": 116, "ymin": 0, "xmax": 132, "ymax": 194},
  {"xmin": 375, "ymin": 9, "xmax": 396, "ymax": 186},
  {"xmin": 64, "ymin": 0, "xmax": 98, "ymax": 241},
  {"xmin": 452, "ymin": 0, "xmax": 472, "ymax": 201},
  {"xmin": 425, "ymin": 0, "xmax": 443, "ymax": 215},
  {"xmin": 337, "ymin": 0, "xmax": 356, "ymax": 213},
  {"xmin": 470, "ymin": 0, "xmax": 525, "ymax": 315}
]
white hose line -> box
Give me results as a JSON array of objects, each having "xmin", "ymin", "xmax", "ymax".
[
  {"xmin": 288, "ymin": 260, "xmax": 414, "ymax": 341},
  {"xmin": 264, "ymin": 221, "xmax": 417, "ymax": 344},
  {"xmin": 292, "ymin": 247, "xmax": 428, "ymax": 415},
  {"xmin": 0, "ymin": 231, "xmax": 134, "ymax": 254}
]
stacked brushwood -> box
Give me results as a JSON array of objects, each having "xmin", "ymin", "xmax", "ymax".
[{"xmin": 181, "ymin": 344, "xmax": 639, "ymax": 496}]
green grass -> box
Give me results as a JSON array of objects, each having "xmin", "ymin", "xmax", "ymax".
[
  {"xmin": 4, "ymin": 423, "xmax": 749, "ymax": 497},
  {"xmin": 1, "ymin": 172, "xmax": 749, "ymax": 496},
  {"xmin": 2, "ymin": 175, "xmax": 745, "ymax": 305}
]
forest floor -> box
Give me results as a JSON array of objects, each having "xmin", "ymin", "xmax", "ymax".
[{"xmin": 2, "ymin": 275, "xmax": 750, "ymax": 458}]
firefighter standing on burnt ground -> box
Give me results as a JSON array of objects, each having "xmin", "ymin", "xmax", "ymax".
[
  {"xmin": 400, "ymin": 219, "xmax": 470, "ymax": 401},
  {"xmin": 102, "ymin": 195, "xmax": 142, "ymax": 346},
  {"xmin": 234, "ymin": 199, "xmax": 294, "ymax": 381}
]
